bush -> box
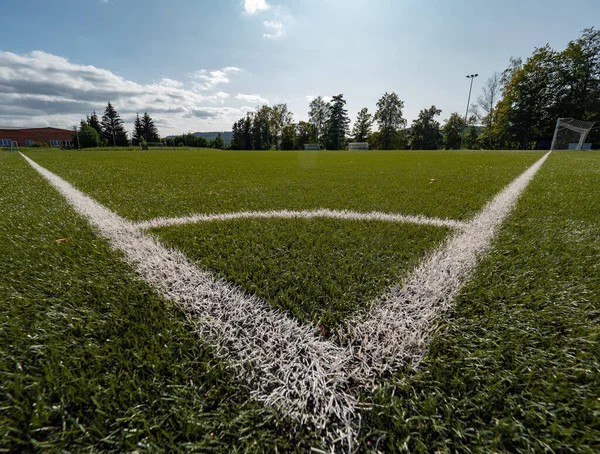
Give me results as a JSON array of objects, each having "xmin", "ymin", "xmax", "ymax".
[{"xmin": 29, "ymin": 142, "xmax": 49, "ymax": 148}]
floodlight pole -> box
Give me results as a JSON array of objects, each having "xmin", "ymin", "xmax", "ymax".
[{"xmin": 460, "ymin": 74, "xmax": 478, "ymax": 150}]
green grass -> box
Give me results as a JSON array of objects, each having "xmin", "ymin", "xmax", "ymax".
[
  {"xmin": 0, "ymin": 153, "xmax": 317, "ymax": 452},
  {"xmin": 151, "ymin": 218, "xmax": 450, "ymax": 330},
  {"xmin": 2, "ymin": 149, "xmax": 598, "ymax": 452},
  {"xmin": 358, "ymin": 151, "xmax": 600, "ymax": 452},
  {"xmin": 26, "ymin": 148, "xmax": 543, "ymax": 221}
]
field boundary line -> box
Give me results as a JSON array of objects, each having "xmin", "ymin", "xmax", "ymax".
[
  {"xmin": 21, "ymin": 151, "xmax": 551, "ymax": 450},
  {"xmin": 341, "ymin": 151, "xmax": 552, "ymax": 381},
  {"xmin": 20, "ymin": 153, "xmax": 357, "ymax": 447},
  {"xmin": 135, "ymin": 209, "xmax": 469, "ymax": 230}
]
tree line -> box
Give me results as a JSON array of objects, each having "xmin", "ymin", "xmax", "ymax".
[
  {"xmin": 231, "ymin": 27, "xmax": 599, "ymax": 150},
  {"xmin": 75, "ymin": 102, "xmax": 228, "ymax": 149},
  {"xmin": 75, "ymin": 102, "xmax": 161, "ymax": 148}
]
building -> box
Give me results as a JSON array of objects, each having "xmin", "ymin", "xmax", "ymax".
[{"xmin": 0, "ymin": 127, "xmax": 74, "ymax": 148}]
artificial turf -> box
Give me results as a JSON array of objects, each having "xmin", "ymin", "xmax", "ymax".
[
  {"xmin": 150, "ymin": 218, "xmax": 450, "ymax": 330},
  {"xmin": 0, "ymin": 152, "xmax": 318, "ymax": 452},
  {"xmin": 26, "ymin": 149, "xmax": 543, "ymax": 222},
  {"xmin": 358, "ymin": 151, "xmax": 600, "ymax": 452},
  {"xmin": 2, "ymin": 149, "xmax": 598, "ymax": 452}
]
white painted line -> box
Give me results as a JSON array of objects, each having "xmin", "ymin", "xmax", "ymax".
[
  {"xmin": 340, "ymin": 151, "xmax": 552, "ymax": 381},
  {"xmin": 135, "ymin": 209, "xmax": 469, "ymax": 231},
  {"xmin": 21, "ymin": 150, "xmax": 551, "ymax": 449},
  {"xmin": 20, "ymin": 153, "xmax": 357, "ymax": 445}
]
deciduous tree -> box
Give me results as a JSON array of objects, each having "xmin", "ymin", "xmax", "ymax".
[
  {"xmin": 374, "ymin": 92, "xmax": 406, "ymax": 150},
  {"xmin": 410, "ymin": 105, "xmax": 442, "ymax": 150}
]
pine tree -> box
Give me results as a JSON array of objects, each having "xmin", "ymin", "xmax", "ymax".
[
  {"xmin": 352, "ymin": 108, "xmax": 373, "ymax": 142},
  {"xmin": 324, "ymin": 94, "xmax": 350, "ymax": 150},
  {"xmin": 141, "ymin": 112, "xmax": 160, "ymax": 143},
  {"xmin": 88, "ymin": 111, "xmax": 103, "ymax": 137},
  {"xmin": 101, "ymin": 102, "xmax": 129, "ymax": 146},
  {"xmin": 132, "ymin": 113, "xmax": 144, "ymax": 145}
]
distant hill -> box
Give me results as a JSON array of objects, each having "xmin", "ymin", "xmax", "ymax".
[{"xmin": 193, "ymin": 131, "xmax": 233, "ymax": 145}]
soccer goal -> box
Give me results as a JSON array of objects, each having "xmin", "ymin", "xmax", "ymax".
[
  {"xmin": 348, "ymin": 142, "xmax": 369, "ymax": 150},
  {"xmin": 140, "ymin": 142, "xmax": 165, "ymax": 150},
  {"xmin": 303, "ymin": 143, "xmax": 320, "ymax": 151},
  {"xmin": 550, "ymin": 118, "xmax": 596, "ymax": 151}
]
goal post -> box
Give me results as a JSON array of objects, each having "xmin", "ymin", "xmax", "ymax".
[
  {"xmin": 140, "ymin": 142, "xmax": 166, "ymax": 150},
  {"xmin": 550, "ymin": 118, "xmax": 596, "ymax": 150},
  {"xmin": 348, "ymin": 142, "xmax": 369, "ymax": 150},
  {"xmin": 303, "ymin": 143, "xmax": 320, "ymax": 150}
]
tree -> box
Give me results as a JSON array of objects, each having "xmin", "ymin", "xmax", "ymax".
[
  {"xmin": 501, "ymin": 56, "xmax": 523, "ymax": 88},
  {"xmin": 88, "ymin": 111, "xmax": 103, "ymax": 137},
  {"xmin": 252, "ymin": 105, "xmax": 272, "ymax": 150},
  {"xmin": 497, "ymin": 45, "xmax": 559, "ymax": 149},
  {"xmin": 441, "ymin": 112, "xmax": 466, "ymax": 149},
  {"xmin": 141, "ymin": 112, "xmax": 160, "ymax": 143},
  {"xmin": 212, "ymin": 132, "xmax": 225, "ymax": 149},
  {"xmin": 324, "ymin": 94, "xmax": 350, "ymax": 150},
  {"xmin": 132, "ymin": 114, "xmax": 144, "ymax": 146},
  {"xmin": 101, "ymin": 102, "xmax": 129, "ymax": 146},
  {"xmin": 231, "ymin": 117, "xmax": 246, "ymax": 150},
  {"xmin": 74, "ymin": 124, "xmax": 100, "ymax": 148},
  {"xmin": 281, "ymin": 124, "xmax": 296, "ymax": 150},
  {"xmin": 464, "ymin": 116, "xmax": 480, "ymax": 149},
  {"xmin": 308, "ymin": 96, "xmax": 330, "ymax": 145},
  {"xmin": 270, "ymin": 104, "xmax": 293, "ymax": 150},
  {"xmin": 352, "ymin": 108, "xmax": 373, "ymax": 142},
  {"xmin": 476, "ymin": 73, "xmax": 502, "ymax": 148},
  {"xmin": 410, "ymin": 105, "xmax": 443, "ymax": 150},
  {"xmin": 295, "ymin": 121, "xmax": 314, "ymax": 149},
  {"xmin": 374, "ymin": 92, "xmax": 406, "ymax": 150}
]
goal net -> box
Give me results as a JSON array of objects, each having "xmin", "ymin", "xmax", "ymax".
[
  {"xmin": 303, "ymin": 143, "xmax": 320, "ymax": 150},
  {"xmin": 348, "ymin": 142, "xmax": 369, "ymax": 150},
  {"xmin": 550, "ymin": 118, "xmax": 596, "ymax": 150},
  {"xmin": 140, "ymin": 142, "xmax": 166, "ymax": 149}
]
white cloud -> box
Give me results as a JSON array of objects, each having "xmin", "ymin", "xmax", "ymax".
[
  {"xmin": 244, "ymin": 0, "xmax": 270, "ymax": 15},
  {"xmin": 159, "ymin": 78, "xmax": 183, "ymax": 88},
  {"xmin": 0, "ymin": 51, "xmax": 247, "ymax": 134},
  {"xmin": 191, "ymin": 66, "xmax": 240, "ymax": 91},
  {"xmin": 263, "ymin": 20, "xmax": 285, "ymax": 39},
  {"xmin": 235, "ymin": 93, "xmax": 269, "ymax": 105}
]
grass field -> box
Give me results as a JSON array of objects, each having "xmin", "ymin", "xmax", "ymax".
[{"xmin": 1, "ymin": 148, "xmax": 598, "ymax": 452}]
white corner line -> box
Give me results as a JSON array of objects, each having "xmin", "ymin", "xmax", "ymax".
[
  {"xmin": 20, "ymin": 150, "xmax": 551, "ymax": 450},
  {"xmin": 340, "ymin": 151, "xmax": 552, "ymax": 381},
  {"xmin": 134, "ymin": 209, "xmax": 469, "ymax": 231},
  {"xmin": 19, "ymin": 152, "xmax": 357, "ymax": 446}
]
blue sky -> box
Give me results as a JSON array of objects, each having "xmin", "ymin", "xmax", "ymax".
[{"xmin": 1, "ymin": 0, "xmax": 599, "ymax": 135}]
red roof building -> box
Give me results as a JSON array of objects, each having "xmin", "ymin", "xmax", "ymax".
[{"xmin": 0, "ymin": 127, "xmax": 74, "ymax": 147}]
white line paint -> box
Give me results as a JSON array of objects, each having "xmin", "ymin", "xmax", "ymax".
[
  {"xmin": 22, "ymin": 151, "xmax": 551, "ymax": 450},
  {"xmin": 340, "ymin": 151, "xmax": 552, "ymax": 381},
  {"xmin": 135, "ymin": 209, "xmax": 469, "ymax": 231},
  {"xmin": 20, "ymin": 153, "xmax": 357, "ymax": 446}
]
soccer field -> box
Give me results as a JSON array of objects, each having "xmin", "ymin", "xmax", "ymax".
[{"xmin": 1, "ymin": 149, "xmax": 598, "ymax": 452}]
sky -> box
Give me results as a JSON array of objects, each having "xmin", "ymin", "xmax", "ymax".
[{"xmin": 1, "ymin": 0, "xmax": 599, "ymax": 136}]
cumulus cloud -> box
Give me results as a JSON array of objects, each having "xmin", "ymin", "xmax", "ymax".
[
  {"xmin": 191, "ymin": 66, "xmax": 241, "ymax": 91},
  {"xmin": 0, "ymin": 51, "xmax": 247, "ymax": 133},
  {"xmin": 244, "ymin": 0, "xmax": 270, "ymax": 15},
  {"xmin": 235, "ymin": 93, "xmax": 269, "ymax": 105},
  {"xmin": 263, "ymin": 21, "xmax": 285, "ymax": 39}
]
